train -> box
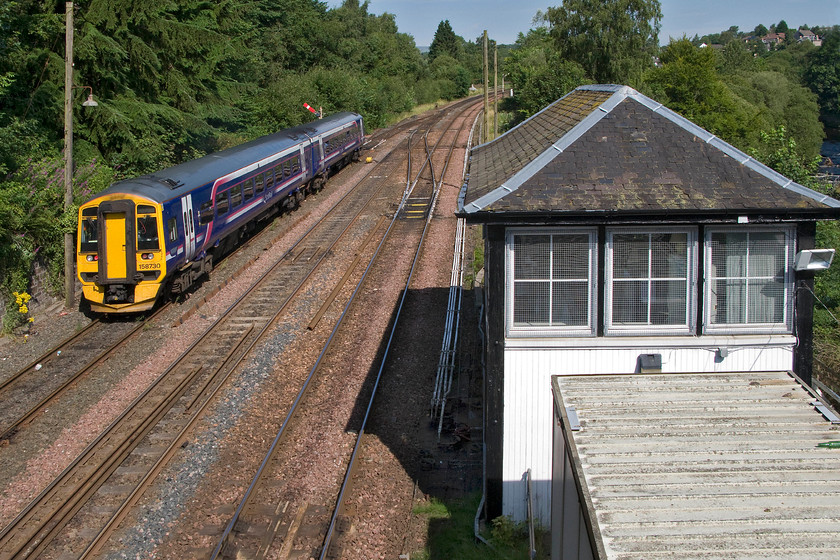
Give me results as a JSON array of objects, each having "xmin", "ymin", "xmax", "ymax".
[{"xmin": 77, "ymin": 111, "xmax": 364, "ymax": 313}]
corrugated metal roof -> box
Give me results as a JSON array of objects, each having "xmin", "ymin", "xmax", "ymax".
[{"xmin": 552, "ymin": 371, "xmax": 840, "ymax": 559}]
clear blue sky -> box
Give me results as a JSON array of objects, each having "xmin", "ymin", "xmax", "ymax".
[{"xmin": 324, "ymin": 0, "xmax": 839, "ymax": 47}]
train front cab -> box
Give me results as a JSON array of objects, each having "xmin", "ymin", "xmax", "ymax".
[{"xmin": 77, "ymin": 196, "xmax": 167, "ymax": 313}]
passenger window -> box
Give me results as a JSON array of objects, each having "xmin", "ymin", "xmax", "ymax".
[
  {"xmin": 292, "ymin": 156, "xmax": 300, "ymax": 174},
  {"xmin": 246, "ymin": 177, "xmax": 257, "ymax": 200},
  {"xmin": 168, "ymin": 217, "xmax": 178, "ymax": 242},
  {"xmin": 231, "ymin": 184, "xmax": 242, "ymax": 207},
  {"xmin": 137, "ymin": 216, "xmax": 159, "ymax": 250},
  {"xmin": 199, "ymin": 200, "xmax": 213, "ymax": 224},
  {"xmin": 283, "ymin": 161, "xmax": 291, "ymax": 178},
  {"xmin": 80, "ymin": 218, "xmax": 98, "ymax": 252},
  {"xmin": 263, "ymin": 170, "xmax": 273, "ymax": 192},
  {"xmin": 216, "ymin": 192, "xmax": 229, "ymax": 215}
]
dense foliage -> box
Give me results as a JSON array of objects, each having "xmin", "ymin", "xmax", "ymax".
[
  {"xmin": 500, "ymin": 28, "xmax": 589, "ymax": 124},
  {"xmin": 544, "ymin": 0, "xmax": 662, "ymax": 87}
]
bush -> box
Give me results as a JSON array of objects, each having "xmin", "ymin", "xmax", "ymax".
[{"xmin": 0, "ymin": 155, "xmax": 115, "ymax": 328}]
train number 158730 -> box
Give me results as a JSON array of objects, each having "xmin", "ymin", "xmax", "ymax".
[{"xmin": 138, "ymin": 263, "xmax": 161, "ymax": 270}]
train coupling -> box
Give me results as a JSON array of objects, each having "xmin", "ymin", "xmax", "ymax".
[{"xmin": 104, "ymin": 284, "xmax": 132, "ymax": 304}]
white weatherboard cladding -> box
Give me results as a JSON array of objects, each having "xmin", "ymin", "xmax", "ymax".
[{"xmin": 501, "ymin": 339, "xmax": 795, "ymax": 525}]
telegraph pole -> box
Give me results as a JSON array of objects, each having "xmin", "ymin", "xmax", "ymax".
[
  {"xmin": 64, "ymin": 1, "xmax": 74, "ymax": 309},
  {"xmin": 483, "ymin": 31, "xmax": 489, "ymax": 143},
  {"xmin": 494, "ymin": 46, "xmax": 498, "ymax": 139}
]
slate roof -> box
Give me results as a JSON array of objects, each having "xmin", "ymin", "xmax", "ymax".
[{"xmin": 458, "ymin": 85, "xmax": 840, "ymax": 221}]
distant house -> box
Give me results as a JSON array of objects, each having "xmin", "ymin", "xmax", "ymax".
[
  {"xmin": 762, "ymin": 32, "xmax": 786, "ymax": 46},
  {"xmin": 457, "ymin": 84, "xmax": 840, "ymax": 524},
  {"xmin": 795, "ymin": 28, "xmax": 822, "ymax": 46}
]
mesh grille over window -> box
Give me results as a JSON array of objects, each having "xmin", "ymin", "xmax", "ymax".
[
  {"xmin": 509, "ymin": 231, "xmax": 595, "ymax": 335},
  {"xmin": 607, "ymin": 230, "xmax": 693, "ymax": 334}
]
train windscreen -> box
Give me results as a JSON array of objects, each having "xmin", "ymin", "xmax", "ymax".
[
  {"xmin": 80, "ymin": 218, "xmax": 98, "ymax": 252},
  {"xmin": 137, "ymin": 216, "xmax": 159, "ymax": 250}
]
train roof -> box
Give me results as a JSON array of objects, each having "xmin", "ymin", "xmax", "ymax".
[{"xmin": 88, "ymin": 111, "xmax": 361, "ymax": 205}]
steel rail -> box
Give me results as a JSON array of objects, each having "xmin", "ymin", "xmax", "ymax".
[
  {"xmin": 318, "ymin": 101, "xmax": 481, "ymax": 559},
  {"xmin": 0, "ymin": 306, "xmax": 168, "ymax": 442},
  {"xmin": 0, "ymin": 319, "xmax": 100, "ymax": 392},
  {"xmin": 76, "ymin": 141, "xmax": 413, "ymax": 560},
  {"xmin": 209, "ymin": 116, "xmax": 448, "ymax": 560},
  {"xmin": 0, "ymin": 134, "xmax": 409, "ymax": 559}
]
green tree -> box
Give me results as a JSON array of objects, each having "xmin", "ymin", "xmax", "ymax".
[
  {"xmin": 502, "ymin": 28, "xmax": 588, "ymax": 122},
  {"xmin": 754, "ymin": 24, "xmax": 768, "ymax": 37},
  {"xmin": 0, "ymin": 0, "xmax": 440, "ymax": 308},
  {"xmin": 429, "ymin": 54, "xmax": 470, "ymax": 100},
  {"xmin": 718, "ymin": 40, "xmax": 758, "ymax": 75},
  {"xmin": 804, "ymin": 29, "xmax": 840, "ymax": 134},
  {"xmin": 544, "ymin": 0, "xmax": 662, "ymax": 86},
  {"xmin": 748, "ymin": 126, "xmax": 822, "ymax": 186},
  {"xmin": 429, "ymin": 20, "xmax": 459, "ymax": 61},
  {"xmin": 642, "ymin": 39, "xmax": 755, "ymax": 148},
  {"xmin": 726, "ymin": 70, "xmax": 824, "ymax": 159},
  {"xmin": 718, "ymin": 25, "xmax": 740, "ymax": 45}
]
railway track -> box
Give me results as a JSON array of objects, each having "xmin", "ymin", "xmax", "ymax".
[
  {"xmin": 0, "ymin": 166, "xmax": 335, "ymax": 449},
  {"xmin": 0, "ymin": 311, "xmax": 169, "ymax": 444},
  {"xmin": 322, "ymin": 99, "xmax": 482, "ymax": 559},
  {"xmin": 0, "ymin": 117, "xmax": 425, "ymax": 559},
  {"xmin": 206, "ymin": 98, "xmax": 482, "ymax": 560}
]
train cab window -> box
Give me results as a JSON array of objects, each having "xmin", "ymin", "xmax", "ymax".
[
  {"xmin": 216, "ymin": 192, "xmax": 229, "ymax": 215},
  {"xmin": 137, "ymin": 204, "xmax": 156, "ymax": 214},
  {"xmin": 199, "ymin": 200, "xmax": 214, "ymax": 224},
  {"xmin": 262, "ymin": 169, "xmax": 273, "ymax": 192},
  {"xmin": 80, "ymin": 218, "xmax": 98, "ymax": 252},
  {"xmin": 245, "ymin": 177, "xmax": 256, "ymax": 201},
  {"xmin": 231, "ymin": 184, "xmax": 242, "ymax": 207},
  {"xmin": 168, "ymin": 218, "xmax": 178, "ymax": 242},
  {"xmin": 137, "ymin": 216, "xmax": 159, "ymax": 250}
]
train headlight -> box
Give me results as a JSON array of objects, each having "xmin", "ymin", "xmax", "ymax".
[
  {"xmin": 141, "ymin": 253, "xmax": 154, "ymax": 260},
  {"xmin": 86, "ymin": 254, "xmax": 98, "ymax": 262}
]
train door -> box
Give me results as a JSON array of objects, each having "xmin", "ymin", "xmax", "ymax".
[
  {"xmin": 300, "ymin": 145, "xmax": 308, "ymax": 178},
  {"xmin": 97, "ymin": 200, "xmax": 136, "ymax": 284},
  {"xmin": 262, "ymin": 170, "xmax": 274, "ymax": 204},
  {"xmin": 180, "ymin": 195, "xmax": 196, "ymax": 261}
]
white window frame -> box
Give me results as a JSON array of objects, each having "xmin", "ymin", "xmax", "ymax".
[
  {"xmin": 605, "ymin": 227, "xmax": 697, "ymax": 336},
  {"xmin": 506, "ymin": 228, "xmax": 598, "ymax": 337},
  {"xmin": 704, "ymin": 226, "xmax": 795, "ymax": 335}
]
